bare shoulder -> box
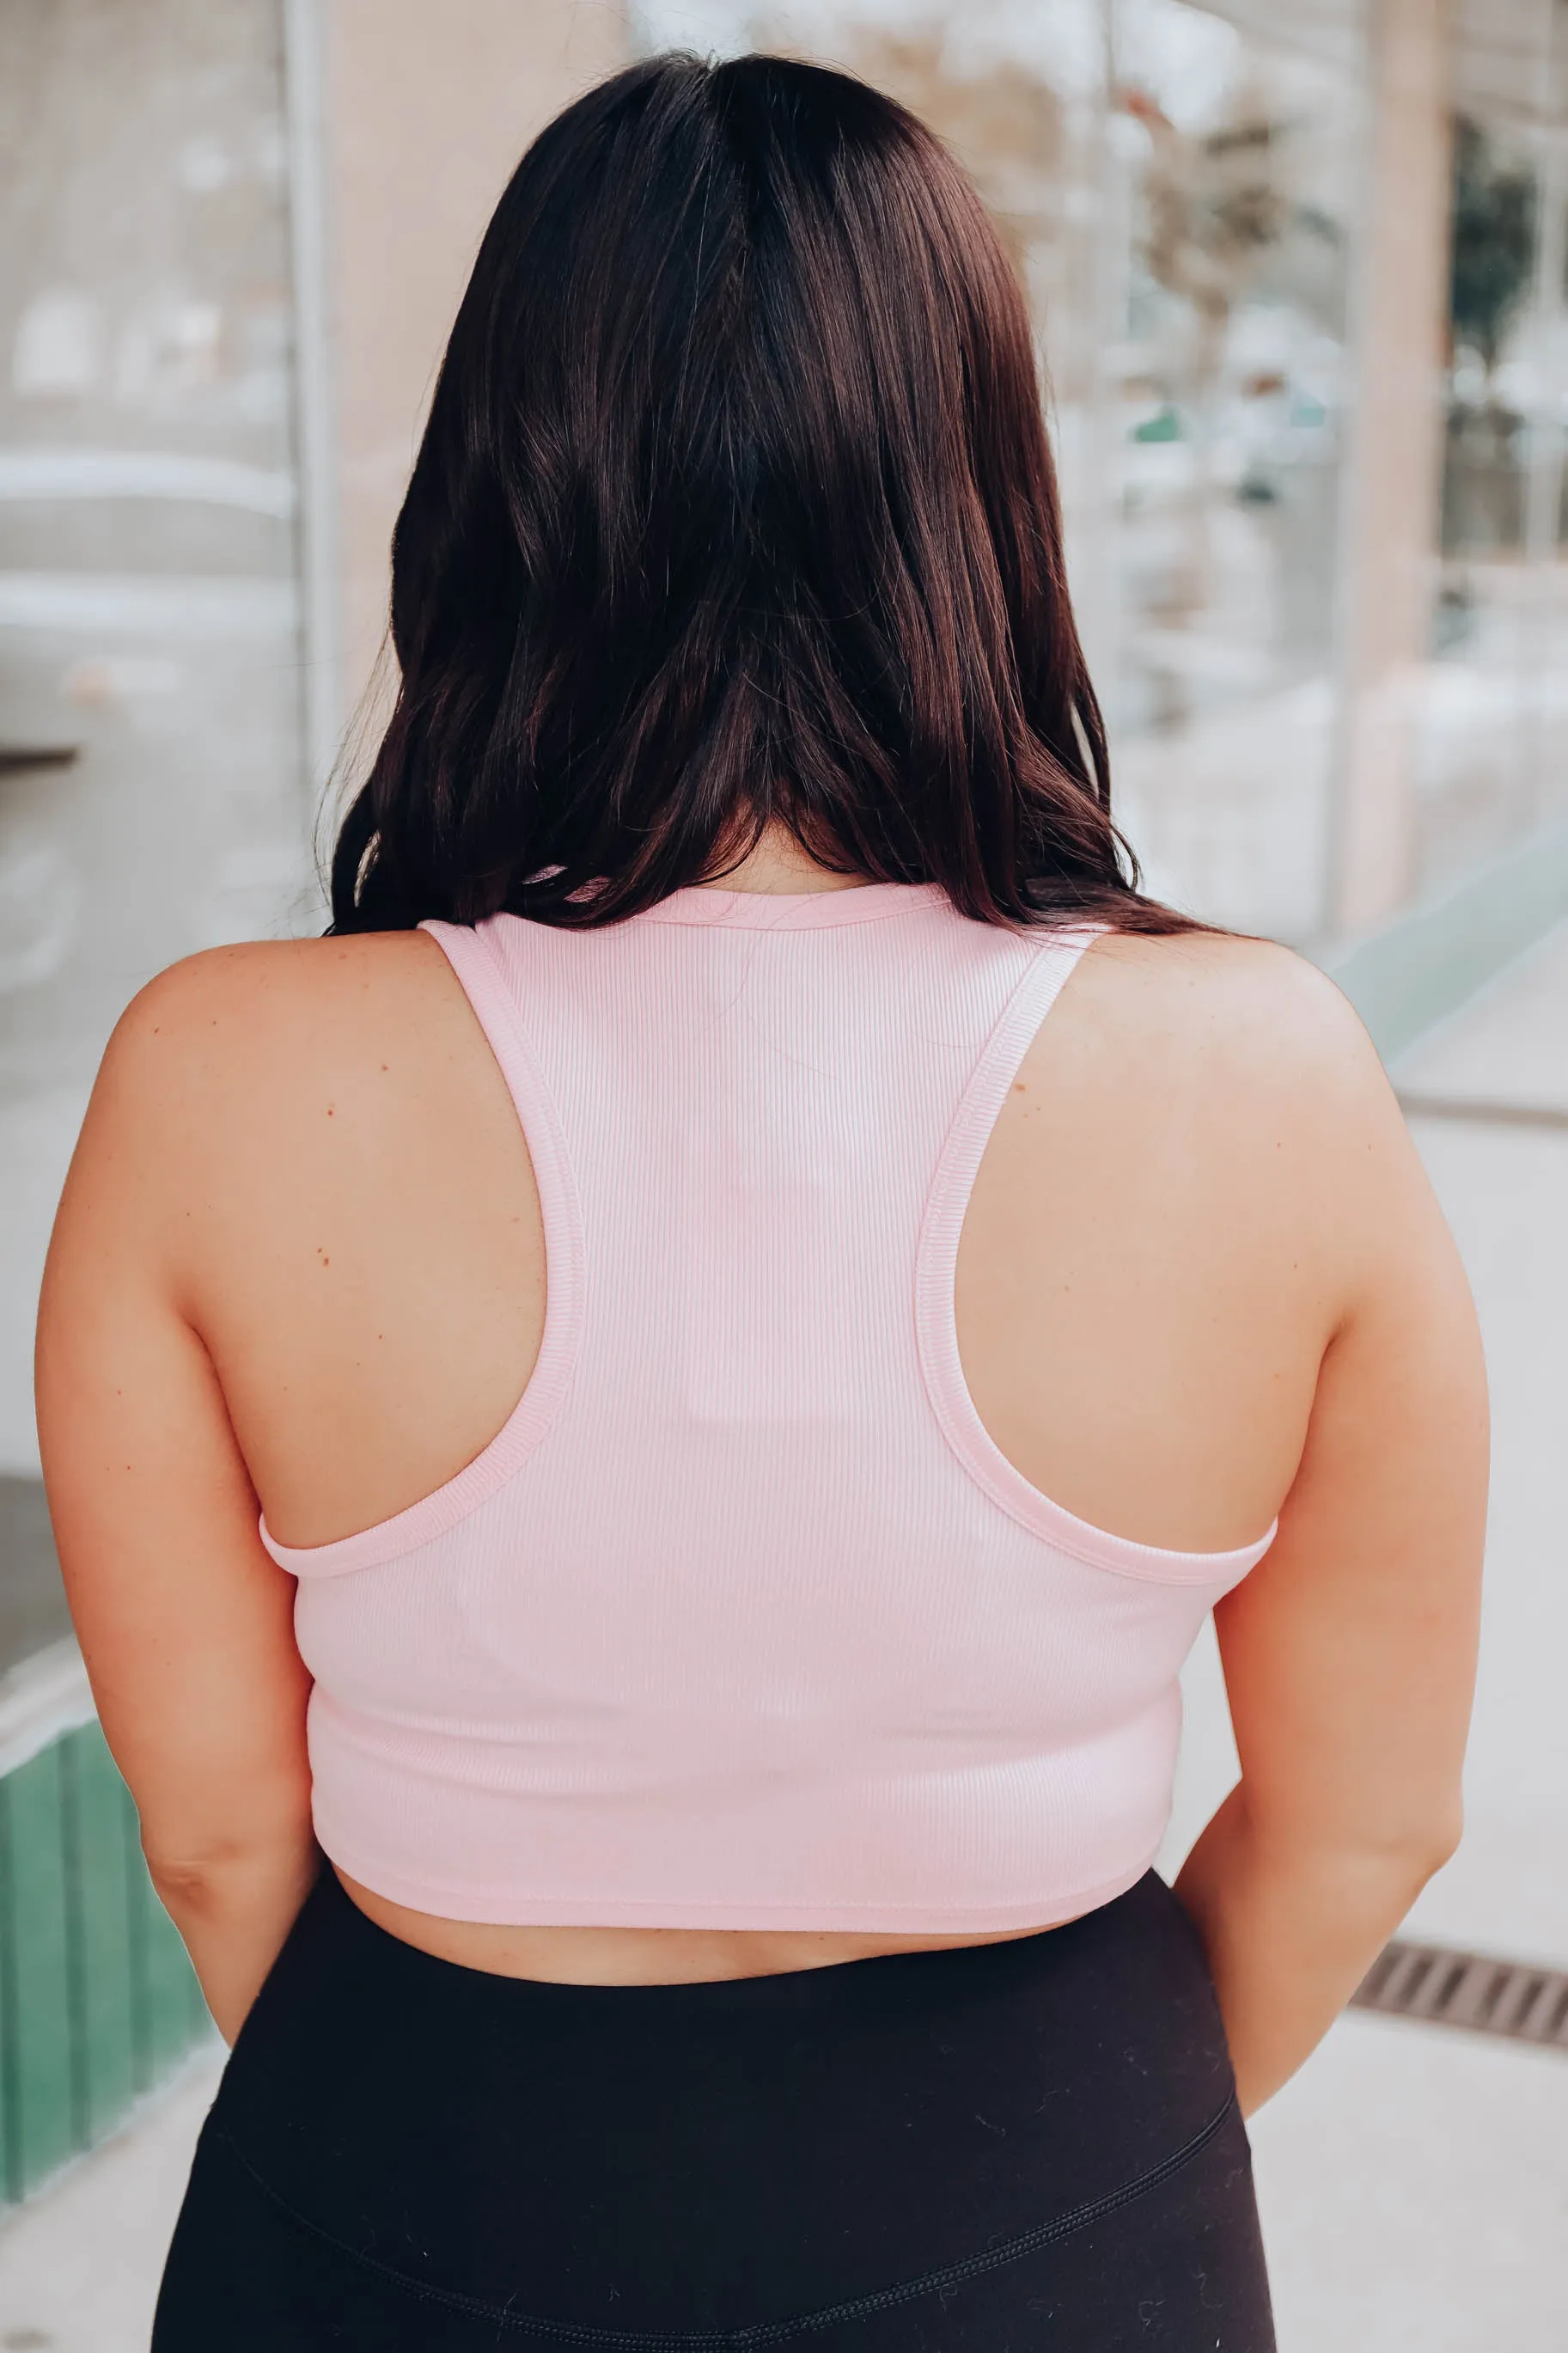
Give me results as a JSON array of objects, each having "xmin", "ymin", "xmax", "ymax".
[
  {"xmin": 1076, "ymin": 926, "xmax": 1377, "ymax": 1073},
  {"xmin": 109, "ymin": 929, "xmax": 451, "ymax": 1060},
  {"xmin": 76, "ymin": 930, "xmax": 494, "ymax": 1253},
  {"xmin": 99, "ymin": 931, "xmax": 465, "ymax": 1125},
  {"xmin": 1039, "ymin": 925, "xmax": 1438, "ymax": 1317},
  {"xmin": 1059, "ymin": 926, "xmax": 1398, "ymax": 1146}
]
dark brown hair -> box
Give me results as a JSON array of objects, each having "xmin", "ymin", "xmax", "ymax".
[{"xmin": 331, "ymin": 51, "xmax": 1187, "ymax": 933}]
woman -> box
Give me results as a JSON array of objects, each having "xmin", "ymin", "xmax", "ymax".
[{"xmin": 38, "ymin": 53, "xmax": 1485, "ymax": 2353}]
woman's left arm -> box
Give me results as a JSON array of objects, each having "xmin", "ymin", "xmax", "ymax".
[{"xmin": 35, "ymin": 970, "xmax": 318, "ymax": 2045}]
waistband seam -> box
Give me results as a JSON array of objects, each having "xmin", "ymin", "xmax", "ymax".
[{"xmin": 208, "ymin": 2088, "xmax": 1238, "ymax": 2348}]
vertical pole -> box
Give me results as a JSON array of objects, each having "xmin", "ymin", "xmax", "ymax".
[
  {"xmin": 1329, "ymin": 0, "xmax": 1456, "ymax": 935},
  {"xmin": 1067, "ymin": 0, "xmax": 1126, "ymax": 714},
  {"xmin": 324, "ymin": 0, "xmax": 631, "ymax": 733},
  {"xmin": 282, "ymin": 0, "xmax": 345, "ymax": 865},
  {"xmin": 1522, "ymin": 2, "xmax": 1568, "ymax": 828}
]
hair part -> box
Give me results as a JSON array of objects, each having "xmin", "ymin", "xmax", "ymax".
[{"xmin": 330, "ymin": 51, "xmax": 1193, "ymax": 936}]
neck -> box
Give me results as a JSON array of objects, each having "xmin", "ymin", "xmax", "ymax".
[{"xmin": 706, "ymin": 822, "xmax": 867, "ymax": 895}]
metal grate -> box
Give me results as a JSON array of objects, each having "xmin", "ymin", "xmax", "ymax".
[{"xmin": 1351, "ymin": 1940, "xmax": 1568, "ymax": 2050}]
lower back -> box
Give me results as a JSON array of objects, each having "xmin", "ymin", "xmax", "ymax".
[{"xmin": 337, "ymin": 1869, "xmax": 1055, "ymax": 1983}]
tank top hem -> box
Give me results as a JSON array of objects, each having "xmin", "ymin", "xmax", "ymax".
[{"xmin": 320, "ymin": 1842, "xmax": 1157, "ymax": 1939}]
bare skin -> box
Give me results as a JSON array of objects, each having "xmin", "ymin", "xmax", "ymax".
[{"xmin": 36, "ymin": 827, "xmax": 1486, "ymax": 2112}]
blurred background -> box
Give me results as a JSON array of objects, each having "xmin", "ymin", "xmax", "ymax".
[{"xmin": 0, "ymin": 2, "xmax": 1564, "ymax": 2346}]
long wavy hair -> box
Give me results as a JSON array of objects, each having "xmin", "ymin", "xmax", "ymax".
[{"xmin": 331, "ymin": 51, "xmax": 1188, "ymax": 934}]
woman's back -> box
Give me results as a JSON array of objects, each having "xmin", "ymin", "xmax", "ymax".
[{"xmin": 83, "ymin": 849, "xmax": 1418, "ymax": 1982}]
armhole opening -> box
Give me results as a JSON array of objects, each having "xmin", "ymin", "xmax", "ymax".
[
  {"xmin": 257, "ymin": 919, "xmax": 585, "ymax": 1579},
  {"xmin": 913, "ymin": 929, "xmax": 1277, "ymax": 1589}
]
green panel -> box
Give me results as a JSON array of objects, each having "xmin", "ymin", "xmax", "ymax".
[
  {"xmin": 123, "ymin": 1769, "xmax": 156, "ymax": 2098},
  {"xmin": 0, "ymin": 1723, "xmax": 212, "ymax": 2206},
  {"xmin": 0, "ymin": 1772, "xmax": 16, "ymax": 2197},
  {"xmin": 1, "ymin": 1746, "xmax": 75, "ymax": 2197},
  {"xmin": 66, "ymin": 1727, "xmax": 139, "ymax": 2143},
  {"xmin": 57, "ymin": 1731, "xmax": 91, "ymax": 2153}
]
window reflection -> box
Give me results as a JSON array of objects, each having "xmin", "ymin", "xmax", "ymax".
[{"xmin": 643, "ymin": 0, "xmax": 1568, "ymax": 945}]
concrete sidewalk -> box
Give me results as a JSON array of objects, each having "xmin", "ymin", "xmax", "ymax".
[
  {"xmin": 3, "ymin": 927, "xmax": 1564, "ymax": 2351},
  {"xmin": 0, "ymin": 2047, "xmax": 222, "ymax": 2352}
]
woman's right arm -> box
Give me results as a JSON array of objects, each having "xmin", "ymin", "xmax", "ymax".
[{"xmin": 1174, "ymin": 1023, "xmax": 1487, "ymax": 2115}]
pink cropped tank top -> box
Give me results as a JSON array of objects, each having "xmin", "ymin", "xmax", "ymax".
[{"xmin": 259, "ymin": 883, "xmax": 1275, "ymax": 1932}]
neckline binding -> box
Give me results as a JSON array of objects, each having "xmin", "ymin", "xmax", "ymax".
[{"xmin": 635, "ymin": 882, "xmax": 951, "ymax": 930}]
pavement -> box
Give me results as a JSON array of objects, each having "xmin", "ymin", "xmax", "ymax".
[
  {"xmin": 0, "ymin": 2049, "xmax": 223, "ymax": 2353},
  {"xmin": 1, "ymin": 923, "xmax": 1565, "ymax": 2351}
]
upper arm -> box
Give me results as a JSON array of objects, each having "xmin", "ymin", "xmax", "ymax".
[
  {"xmin": 34, "ymin": 959, "xmax": 314, "ymax": 1874},
  {"xmin": 1211, "ymin": 969, "xmax": 1487, "ymax": 1859}
]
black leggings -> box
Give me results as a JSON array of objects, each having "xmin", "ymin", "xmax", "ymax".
[{"xmin": 154, "ymin": 1867, "xmax": 1273, "ymax": 2350}]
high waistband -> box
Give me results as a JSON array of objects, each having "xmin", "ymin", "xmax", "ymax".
[{"xmin": 202, "ymin": 1867, "xmax": 1248, "ymax": 2344}]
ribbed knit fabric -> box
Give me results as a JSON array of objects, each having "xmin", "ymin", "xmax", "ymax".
[{"xmin": 259, "ymin": 884, "xmax": 1276, "ymax": 1931}]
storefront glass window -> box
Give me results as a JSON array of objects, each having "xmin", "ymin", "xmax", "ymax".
[{"xmin": 0, "ymin": 0, "xmax": 304, "ymax": 1670}]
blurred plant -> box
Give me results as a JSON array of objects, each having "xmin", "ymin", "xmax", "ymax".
[
  {"xmin": 1440, "ymin": 120, "xmax": 1537, "ymax": 570},
  {"xmin": 1123, "ymin": 90, "xmax": 1291, "ymax": 347},
  {"xmin": 1119, "ymin": 86, "xmax": 1303, "ymax": 657},
  {"xmin": 1449, "ymin": 115, "xmax": 1536, "ymax": 385}
]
